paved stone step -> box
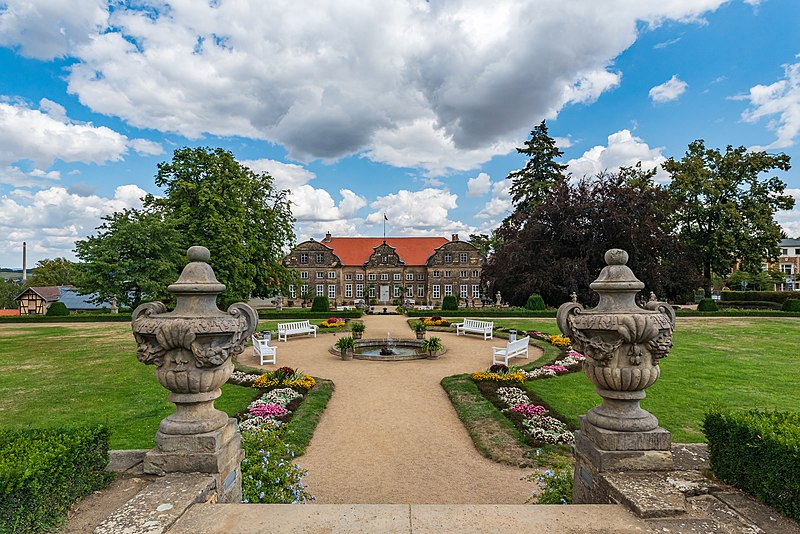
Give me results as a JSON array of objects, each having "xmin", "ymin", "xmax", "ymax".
[{"xmin": 167, "ymin": 503, "xmax": 650, "ymax": 533}]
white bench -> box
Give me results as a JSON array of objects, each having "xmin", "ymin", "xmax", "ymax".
[
  {"xmin": 252, "ymin": 335, "xmax": 277, "ymax": 365},
  {"xmin": 416, "ymin": 305, "xmax": 434, "ymax": 311},
  {"xmin": 492, "ymin": 336, "xmax": 530, "ymax": 365},
  {"xmin": 455, "ymin": 319, "xmax": 494, "ymax": 340},
  {"xmin": 277, "ymin": 320, "xmax": 318, "ymax": 342}
]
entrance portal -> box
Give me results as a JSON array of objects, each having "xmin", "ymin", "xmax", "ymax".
[{"xmin": 380, "ymin": 285, "xmax": 390, "ymax": 303}]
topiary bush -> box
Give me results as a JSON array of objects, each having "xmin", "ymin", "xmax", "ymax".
[
  {"xmin": 697, "ymin": 298, "xmax": 718, "ymax": 312},
  {"xmin": 310, "ymin": 296, "xmax": 330, "ymax": 312},
  {"xmin": 441, "ymin": 295, "xmax": 458, "ymax": 311},
  {"xmin": 525, "ymin": 293, "xmax": 546, "ymax": 311},
  {"xmin": 0, "ymin": 425, "xmax": 112, "ymax": 533},
  {"xmin": 45, "ymin": 301, "xmax": 69, "ymax": 316},
  {"xmin": 704, "ymin": 408, "xmax": 800, "ymax": 521},
  {"xmin": 782, "ymin": 298, "xmax": 800, "ymax": 312}
]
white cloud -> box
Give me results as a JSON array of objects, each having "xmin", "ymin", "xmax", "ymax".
[
  {"xmin": 776, "ymin": 188, "xmax": 800, "ymax": 239},
  {"xmin": 466, "ymin": 173, "xmax": 491, "ymax": 197},
  {"xmin": 366, "ymin": 188, "xmax": 473, "ymax": 236},
  {"xmin": 566, "ymin": 130, "xmax": 669, "ymax": 182},
  {"xmin": 475, "ymin": 180, "xmax": 513, "ymax": 220},
  {"xmin": 290, "ymin": 186, "xmax": 366, "ymax": 223},
  {"xmin": 0, "ymin": 1, "xmax": 729, "ymax": 174},
  {"xmin": 240, "ymin": 159, "xmax": 316, "ymax": 190},
  {"xmin": 553, "ymin": 136, "xmax": 573, "ymax": 149},
  {"xmin": 649, "ymin": 75, "xmax": 688, "ymax": 103},
  {"xmin": 740, "ymin": 57, "xmax": 800, "ymax": 150},
  {"xmin": 0, "ymin": 99, "xmax": 163, "ymax": 183},
  {"xmin": 0, "ymin": 184, "xmax": 146, "ymax": 267}
]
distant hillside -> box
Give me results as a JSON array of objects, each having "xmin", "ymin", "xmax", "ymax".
[{"xmin": 0, "ymin": 269, "xmax": 24, "ymax": 281}]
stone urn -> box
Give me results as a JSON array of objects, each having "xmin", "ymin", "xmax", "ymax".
[
  {"xmin": 556, "ymin": 249, "xmax": 674, "ymax": 433},
  {"xmin": 131, "ymin": 246, "xmax": 257, "ymax": 502}
]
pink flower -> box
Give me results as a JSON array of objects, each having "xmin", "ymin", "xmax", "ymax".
[
  {"xmin": 543, "ymin": 365, "xmax": 569, "ymax": 373},
  {"xmin": 248, "ymin": 403, "xmax": 287, "ymax": 418},
  {"xmin": 511, "ymin": 403, "xmax": 547, "ymax": 417}
]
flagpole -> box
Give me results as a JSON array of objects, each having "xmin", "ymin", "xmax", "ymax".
[{"xmin": 383, "ymin": 213, "xmax": 386, "ymax": 240}]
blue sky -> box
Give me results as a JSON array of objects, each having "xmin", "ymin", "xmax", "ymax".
[{"xmin": 1, "ymin": 0, "xmax": 799, "ymax": 268}]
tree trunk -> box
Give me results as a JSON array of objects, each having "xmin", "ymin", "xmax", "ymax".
[{"xmin": 703, "ymin": 261, "xmax": 713, "ymax": 298}]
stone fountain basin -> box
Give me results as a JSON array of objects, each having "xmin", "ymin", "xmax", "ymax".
[{"xmin": 329, "ymin": 338, "xmax": 446, "ymax": 361}]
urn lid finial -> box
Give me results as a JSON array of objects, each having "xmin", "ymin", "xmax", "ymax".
[
  {"xmin": 590, "ymin": 248, "xmax": 644, "ymax": 293},
  {"xmin": 168, "ymin": 245, "xmax": 226, "ymax": 296}
]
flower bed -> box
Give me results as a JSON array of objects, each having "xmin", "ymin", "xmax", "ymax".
[
  {"xmin": 318, "ymin": 317, "xmax": 346, "ymax": 328},
  {"xmin": 422, "ymin": 316, "xmax": 451, "ymax": 327}
]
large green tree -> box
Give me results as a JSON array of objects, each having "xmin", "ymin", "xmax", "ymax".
[
  {"xmin": 26, "ymin": 257, "xmax": 80, "ymax": 287},
  {"xmin": 664, "ymin": 141, "xmax": 794, "ymax": 295},
  {"xmin": 145, "ymin": 147, "xmax": 296, "ymax": 305},
  {"xmin": 75, "ymin": 208, "xmax": 185, "ymax": 308},
  {"xmin": 506, "ymin": 120, "xmax": 568, "ymax": 213},
  {"xmin": 0, "ymin": 279, "xmax": 21, "ymax": 309}
]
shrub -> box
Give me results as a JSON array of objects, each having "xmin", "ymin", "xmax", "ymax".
[
  {"xmin": 310, "ymin": 296, "xmax": 330, "ymax": 312},
  {"xmin": 719, "ymin": 301, "xmax": 782, "ymax": 310},
  {"xmin": 0, "ymin": 425, "xmax": 112, "ymax": 533},
  {"xmin": 441, "ymin": 295, "xmax": 458, "ymax": 311},
  {"xmin": 704, "ymin": 408, "xmax": 800, "ymax": 521},
  {"xmin": 525, "ymin": 293, "xmax": 546, "ymax": 311},
  {"xmin": 350, "ymin": 321, "xmax": 365, "ymax": 333},
  {"xmin": 421, "ymin": 336, "xmax": 442, "ymax": 355},
  {"xmin": 240, "ymin": 426, "xmax": 313, "ymax": 504},
  {"xmin": 45, "ymin": 302, "xmax": 69, "ymax": 317},
  {"xmin": 782, "ymin": 298, "xmax": 800, "ymax": 312},
  {"xmin": 411, "ymin": 321, "xmax": 427, "ymax": 333},
  {"xmin": 697, "ymin": 298, "xmax": 718, "ymax": 312},
  {"xmin": 721, "ymin": 291, "xmax": 796, "ymax": 304},
  {"xmin": 527, "ymin": 466, "xmax": 573, "ymax": 504},
  {"xmin": 334, "ymin": 336, "xmax": 355, "ymax": 352}
]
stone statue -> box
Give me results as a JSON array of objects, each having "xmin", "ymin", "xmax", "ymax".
[
  {"xmin": 131, "ymin": 246, "xmax": 257, "ymax": 503},
  {"xmin": 570, "ymin": 291, "xmax": 577, "ymax": 303},
  {"xmin": 649, "ymin": 291, "xmax": 657, "ymax": 302},
  {"xmin": 495, "ymin": 291, "xmax": 502, "ymax": 306},
  {"xmin": 110, "ymin": 296, "xmax": 118, "ymax": 314}
]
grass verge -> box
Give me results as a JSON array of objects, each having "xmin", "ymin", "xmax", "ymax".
[{"xmin": 284, "ymin": 379, "xmax": 334, "ymax": 456}]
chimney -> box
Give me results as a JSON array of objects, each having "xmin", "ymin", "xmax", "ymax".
[
  {"xmin": 324, "ymin": 232, "xmax": 332, "ymax": 242},
  {"xmin": 451, "ymin": 234, "xmax": 459, "ymax": 241},
  {"xmin": 22, "ymin": 242, "xmax": 27, "ymax": 282}
]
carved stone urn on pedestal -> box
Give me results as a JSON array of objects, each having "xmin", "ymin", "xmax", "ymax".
[
  {"xmin": 557, "ymin": 249, "xmax": 676, "ymax": 503},
  {"xmin": 131, "ymin": 246, "xmax": 257, "ymax": 503}
]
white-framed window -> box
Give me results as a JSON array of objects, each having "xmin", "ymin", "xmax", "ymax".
[
  {"xmin": 472, "ymin": 270, "xmax": 479, "ymax": 278},
  {"xmin": 356, "ymin": 273, "xmax": 364, "ymax": 281},
  {"xmin": 406, "ymin": 285, "xmax": 413, "ymax": 297},
  {"xmin": 356, "ymin": 284, "xmax": 364, "ymax": 298},
  {"xmin": 432, "ymin": 285, "xmax": 441, "ymax": 299},
  {"xmin": 316, "ymin": 271, "xmax": 324, "ymax": 279},
  {"xmin": 393, "ymin": 285, "xmax": 401, "ymax": 298},
  {"xmin": 300, "ymin": 271, "xmax": 309, "ymax": 279},
  {"xmin": 328, "ymin": 271, "xmax": 335, "ymax": 279},
  {"xmin": 460, "ymin": 270, "xmax": 467, "ymax": 278},
  {"xmin": 300, "ymin": 253, "xmax": 308, "ymax": 264},
  {"xmin": 369, "ymin": 286, "xmax": 376, "ymax": 298},
  {"xmin": 417, "ymin": 273, "xmax": 425, "ymax": 281},
  {"xmin": 782, "ymin": 264, "xmax": 794, "ymax": 274},
  {"xmin": 444, "ymin": 284, "xmax": 453, "ymax": 296},
  {"xmin": 368, "ymin": 274, "xmax": 377, "ymax": 281},
  {"xmin": 289, "ymin": 285, "xmax": 296, "ymax": 298},
  {"xmin": 444, "ymin": 270, "xmax": 451, "ymax": 278},
  {"xmin": 433, "ymin": 270, "xmax": 440, "ymax": 277},
  {"xmin": 345, "ymin": 284, "xmax": 353, "ymax": 298},
  {"xmin": 460, "ymin": 253, "xmax": 468, "ymax": 263},
  {"xmin": 393, "ymin": 273, "xmax": 401, "ymax": 281},
  {"xmin": 444, "ymin": 253, "xmax": 452, "ymax": 263},
  {"xmin": 417, "ymin": 285, "xmax": 425, "ymax": 298},
  {"xmin": 316, "ymin": 253, "xmax": 325, "ymax": 263},
  {"xmin": 782, "ymin": 248, "xmax": 789, "ymax": 255},
  {"xmin": 328, "ymin": 285, "xmax": 336, "ymax": 299},
  {"xmin": 380, "ymin": 273, "xmax": 389, "ymax": 281},
  {"xmin": 345, "ymin": 273, "xmax": 353, "ymax": 280},
  {"xmin": 472, "ymin": 284, "xmax": 480, "ymax": 298},
  {"xmin": 406, "ymin": 273, "xmax": 414, "ymax": 281},
  {"xmin": 301, "ymin": 284, "xmax": 308, "ymax": 296},
  {"xmin": 316, "ymin": 284, "xmax": 324, "ymax": 296},
  {"xmin": 381, "ymin": 255, "xmax": 388, "ymax": 263},
  {"xmin": 460, "ymin": 284, "xmax": 468, "ymax": 298}
]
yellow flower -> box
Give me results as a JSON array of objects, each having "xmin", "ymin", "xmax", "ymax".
[{"xmin": 471, "ymin": 370, "xmax": 526, "ymax": 385}]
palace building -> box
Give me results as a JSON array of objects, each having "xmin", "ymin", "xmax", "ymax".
[{"xmin": 282, "ymin": 233, "xmax": 485, "ymax": 305}]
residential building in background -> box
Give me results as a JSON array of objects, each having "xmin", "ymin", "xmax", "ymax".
[
  {"xmin": 282, "ymin": 233, "xmax": 485, "ymax": 305},
  {"xmin": 764, "ymin": 238, "xmax": 800, "ymax": 291}
]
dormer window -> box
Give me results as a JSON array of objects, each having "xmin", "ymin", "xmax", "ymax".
[
  {"xmin": 316, "ymin": 253, "xmax": 325, "ymax": 263},
  {"xmin": 444, "ymin": 253, "xmax": 452, "ymax": 263},
  {"xmin": 381, "ymin": 255, "xmax": 388, "ymax": 263}
]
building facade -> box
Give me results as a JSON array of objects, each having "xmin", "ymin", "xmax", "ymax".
[
  {"xmin": 282, "ymin": 234, "xmax": 486, "ymax": 305},
  {"xmin": 763, "ymin": 238, "xmax": 800, "ymax": 291}
]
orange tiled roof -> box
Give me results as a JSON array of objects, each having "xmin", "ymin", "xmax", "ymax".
[{"xmin": 322, "ymin": 237, "xmax": 450, "ymax": 266}]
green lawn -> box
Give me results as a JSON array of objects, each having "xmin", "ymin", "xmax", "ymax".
[
  {"xmin": 490, "ymin": 317, "xmax": 800, "ymax": 443},
  {"xmin": 0, "ymin": 323, "xmax": 256, "ymax": 450}
]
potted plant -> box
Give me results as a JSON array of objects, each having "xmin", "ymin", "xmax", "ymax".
[
  {"xmin": 350, "ymin": 321, "xmax": 365, "ymax": 339},
  {"xmin": 335, "ymin": 335, "xmax": 356, "ymax": 360},
  {"xmin": 422, "ymin": 336, "xmax": 442, "ymax": 359},
  {"xmin": 412, "ymin": 320, "xmax": 427, "ymax": 339}
]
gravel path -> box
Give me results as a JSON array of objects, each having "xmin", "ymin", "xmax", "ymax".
[{"xmin": 237, "ymin": 312, "xmax": 543, "ymax": 504}]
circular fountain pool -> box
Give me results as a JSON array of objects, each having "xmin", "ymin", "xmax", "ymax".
[{"xmin": 329, "ymin": 338, "xmax": 445, "ymax": 361}]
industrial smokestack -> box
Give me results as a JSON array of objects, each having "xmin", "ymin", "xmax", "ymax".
[{"xmin": 22, "ymin": 242, "xmax": 26, "ymax": 282}]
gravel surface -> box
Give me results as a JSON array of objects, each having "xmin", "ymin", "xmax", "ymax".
[{"xmin": 237, "ymin": 312, "xmax": 543, "ymax": 504}]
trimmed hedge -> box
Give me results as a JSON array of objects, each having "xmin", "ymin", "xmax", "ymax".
[
  {"xmin": 697, "ymin": 298, "xmax": 719, "ymax": 312},
  {"xmin": 704, "ymin": 409, "xmax": 800, "ymax": 521},
  {"xmin": 310, "ymin": 296, "xmax": 330, "ymax": 312},
  {"xmin": 441, "ymin": 295, "xmax": 458, "ymax": 311},
  {"xmin": 0, "ymin": 314, "xmax": 133, "ymax": 323},
  {"xmin": 44, "ymin": 302, "xmax": 69, "ymax": 317},
  {"xmin": 525, "ymin": 293, "xmax": 546, "ymax": 311},
  {"xmin": 721, "ymin": 291, "xmax": 798, "ymax": 304},
  {"xmin": 675, "ymin": 309, "xmax": 800, "ymax": 317},
  {"xmin": 718, "ymin": 301, "xmax": 782, "ymax": 310},
  {"xmin": 782, "ymin": 298, "xmax": 800, "ymax": 312},
  {"xmin": 0, "ymin": 425, "xmax": 113, "ymax": 533},
  {"xmin": 405, "ymin": 309, "xmax": 558, "ymax": 318},
  {"xmin": 257, "ymin": 309, "xmax": 362, "ymax": 319}
]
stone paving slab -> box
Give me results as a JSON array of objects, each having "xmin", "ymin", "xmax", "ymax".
[{"xmin": 168, "ymin": 503, "xmax": 649, "ymax": 533}]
